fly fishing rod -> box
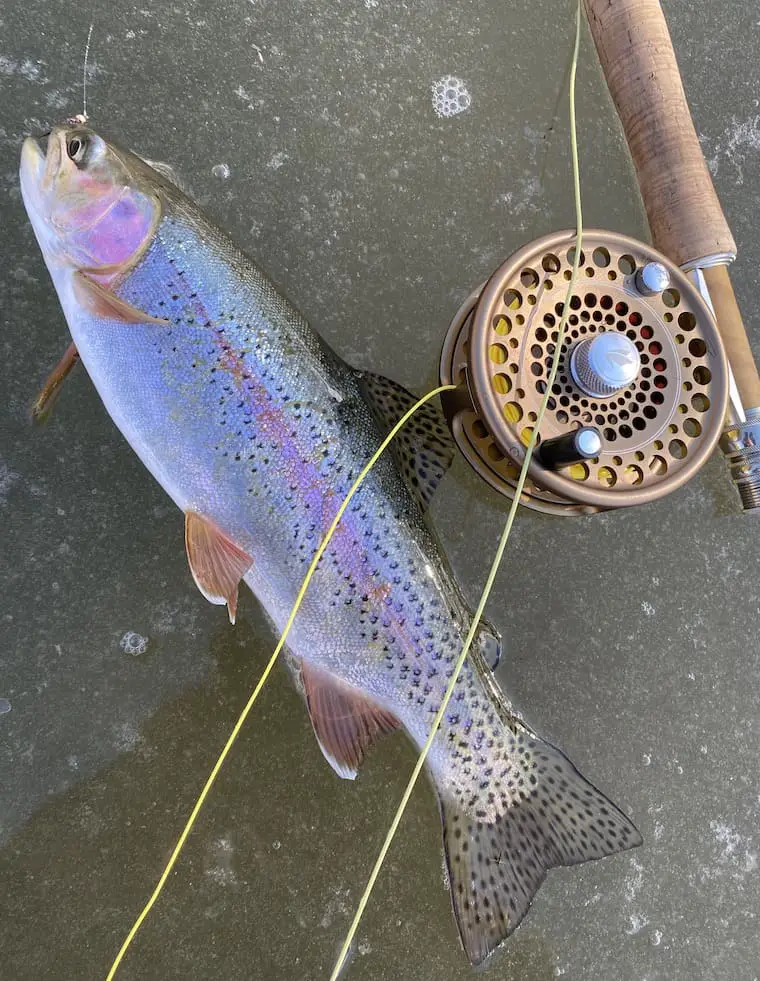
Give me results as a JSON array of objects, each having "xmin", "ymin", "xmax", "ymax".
[{"xmin": 440, "ymin": 0, "xmax": 760, "ymax": 515}]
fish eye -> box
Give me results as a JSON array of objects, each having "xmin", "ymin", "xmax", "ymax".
[{"xmin": 66, "ymin": 135, "xmax": 88, "ymax": 164}]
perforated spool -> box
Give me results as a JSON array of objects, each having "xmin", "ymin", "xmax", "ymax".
[{"xmin": 440, "ymin": 229, "xmax": 729, "ymax": 513}]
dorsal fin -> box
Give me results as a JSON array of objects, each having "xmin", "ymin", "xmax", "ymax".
[
  {"xmin": 139, "ymin": 156, "xmax": 193, "ymax": 195},
  {"xmin": 184, "ymin": 511, "xmax": 253, "ymax": 624},
  {"xmin": 357, "ymin": 370, "xmax": 455, "ymax": 511},
  {"xmin": 300, "ymin": 662, "xmax": 400, "ymax": 779}
]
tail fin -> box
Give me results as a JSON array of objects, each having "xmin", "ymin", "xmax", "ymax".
[{"xmin": 439, "ymin": 730, "xmax": 641, "ymax": 965}]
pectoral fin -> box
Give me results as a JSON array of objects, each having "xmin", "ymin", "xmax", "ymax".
[
  {"xmin": 184, "ymin": 511, "xmax": 253, "ymax": 624},
  {"xmin": 73, "ymin": 271, "xmax": 169, "ymax": 325},
  {"xmin": 31, "ymin": 341, "xmax": 80, "ymax": 424},
  {"xmin": 300, "ymin": 662, "xmax": 400, "ymax": 779}
]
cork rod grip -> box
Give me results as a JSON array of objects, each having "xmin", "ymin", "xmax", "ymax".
[{"xmin": 583, "ymin": 0, "xmax": 735, "ymax": 266}]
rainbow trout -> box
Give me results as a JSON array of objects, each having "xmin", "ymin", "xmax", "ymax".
[{"xmin": 20, "ymin": 123, "xmax": 641, "ymax": 964}]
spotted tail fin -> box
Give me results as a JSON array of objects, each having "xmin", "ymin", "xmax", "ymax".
[{"xmin": 438, "ymin": 729, "xmax": 641, "ymax": 965}]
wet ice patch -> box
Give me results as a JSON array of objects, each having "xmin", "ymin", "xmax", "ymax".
[
  {"xmin": 206, "ymin": 835, "xmax": 237, "ymax": 885},
  {"xmin": 120, "ymin": 631, "xmax": 149, "ymax": 656},
  {"xmin": 712, "ymin": 820, "xmax": 741, "ymax": 859},
  {"xmin": 267, "ymin": 151, "xmax": 288, "ymax": 170},
  {"xmin": 624, "ymin": 856, "xmax": 644, "ymax": 901},
  {"xmin": 704, "ymin": 115, "xmax": 760, "ymax": 184},
  {"xmin": 112, "ymin": 721, "xmax": 144, "ymax": 753},
  {"xmin": 44, "ymin": 90, "xmax": 69, "ymax": 110},
  {"xmin": 0, "ymin": 459, "xmax": 21, "ymax": 507},
  {"xmin": 319, "ymin": 887, "xmax": 351, "ymax": 928},
  {"xmin": 0, "ymin": 698, "xmax": 11, "ymax": 715},
  {"xmin": 151, "ymin": 596, "xmax": 199, "ymax": 637},
  {"xmin": 496, "ymin": 174, "xmax": 544, "ymax": 230},
  {"xmin": 0, "ymin": 55, "xmax": 46, "ymax": 81},
  {"xmin": 431, "ymin": 76, "xmax": 471, "ymax": 118},
  {"xmin": 699, "ymin": 820, "xmax": 758, "ymax": 883},
  {"xmin": 235, "ymin": 84, "xmax": 253, "ymax": 107},
  {"xmin": 626, "ymin": 912, "xmax": 648, "ymax": 935}
]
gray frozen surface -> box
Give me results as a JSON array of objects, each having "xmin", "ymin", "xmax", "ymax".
[{"xmin": 1, "ymin": 1, "xmax": 759, "ymax": 979}]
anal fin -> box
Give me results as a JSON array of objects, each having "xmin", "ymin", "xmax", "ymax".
[
  {"xmin": 184, "ymin": 511, "xmax": 253, "ymax": 624},
  {"xmin": 73, "ymin": 271, "xmax": 169, "ymax": 325},
  {"xmin": 301, "ymin": 662, "xmax": 400, "ymax": 779}
]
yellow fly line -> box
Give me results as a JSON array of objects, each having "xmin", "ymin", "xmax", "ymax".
[{"xmin": 105, "ymin": 0, "xmax": 585, "ymax": 976}]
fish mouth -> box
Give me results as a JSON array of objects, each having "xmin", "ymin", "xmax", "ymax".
[
  {"xmin": 19, "ymin": 130, "xmax": 69, "ymax": 268},
  {"xmin": 20, "ymin": 126, "xmax": 69, "ymax": 193},
  {"xmin": 20, "ymin": 136, "xmax": 45, "ymax": 186},
  {"xmin": 19, "ymin": 134, "xmax": 52, "ymax": 218}
]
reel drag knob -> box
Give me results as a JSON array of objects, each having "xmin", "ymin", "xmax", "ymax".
[{"xmin": 570, "ymin": 332, "xmax": 641, "ymax": 398}]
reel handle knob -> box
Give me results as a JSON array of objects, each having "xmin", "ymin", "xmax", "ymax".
[{"xmin": 538, "ymin": 427, "xmax": 602, "ymax": 471}]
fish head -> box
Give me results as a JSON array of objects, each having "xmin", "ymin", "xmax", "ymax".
[{"xmin": 20, "ymin": 123, "xmax": 161, "ymax": 280}]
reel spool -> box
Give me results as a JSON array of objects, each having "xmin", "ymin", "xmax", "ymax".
[{"xmin": 440, "ymin": 230, "xmax": 729, "ymax": 515}]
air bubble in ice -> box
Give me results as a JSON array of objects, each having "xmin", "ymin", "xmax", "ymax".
[
  {"xmin": 431, "ymin": 76, "xmax": 471, "ymax": 118},
  {"xmin": 120, "ymin": 631, "xmax": 149, "ymax": 656}
]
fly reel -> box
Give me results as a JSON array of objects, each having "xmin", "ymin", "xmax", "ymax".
[{"xmin": 440, "ymin": 230, "xmax": 729, "ymax": 515}]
